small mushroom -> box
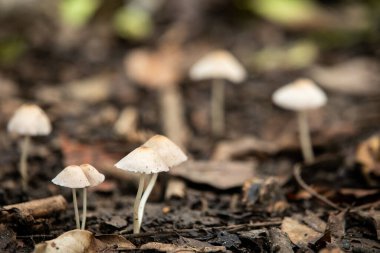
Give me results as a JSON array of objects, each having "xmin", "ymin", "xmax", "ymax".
[
  {"xmin": 189, "ymin": 50, "xmax": 246, "ymax": 136},
  {"xmin": 272, "ymin": 78, "xmax": 327, "ymax": 163},
  {"xmin": 52, "ymin": 165, "xmax": 90, "ymax": 229},
  {"xmin": 79, "ymin": 164, "xmax": 105, "ymax": 229},
  {"xmin": 115, "ymin": 146, "xmax": 169, "ymax": 234},
  {"xmin": 7, "ymin": 104, "xmax": 51, "ymax": 191},
  {"xmin": 52, "ymin": 164, "xmax": 104, "ymax": 230}
]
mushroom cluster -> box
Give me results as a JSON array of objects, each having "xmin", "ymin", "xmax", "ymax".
[
  {"xmin": 115, "ymin": 134, "xmax": 187, "ymax": 234},
  {"xmin": 52, "ymin": 164, "xmax": 105, "ymax": 229}
]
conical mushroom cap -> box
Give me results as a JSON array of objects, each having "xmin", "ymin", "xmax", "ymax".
[
  {"xmin": 189, "ymin": 50, "xmax": 246, "ymax": 83},
  {"xmin": 272, "ymin": 78, "xmax": 327, "ymax": 111},
  {"xmin": 80, "ymin": 164, "xmax": 105, "ymax": 187},
  {"xmin": 115, "ymin": 146, "xmax": 169, "ymax": 174},
  {"xmin": 143, "ymin": 135, "xmax": 187, "ymax": 167},
  {"xmin": 7, "ymin": 104, "xmax": 51, "ymax": 136},
  {"xmin": 52, "ymin": 165, "xmax": 90, "ymax": 189}
]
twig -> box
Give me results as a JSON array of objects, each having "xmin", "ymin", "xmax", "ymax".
[
  {"xmin": 351, "ymin": 200, "xmax": 380, "ymax": 211},
  {"xmin": 118, "ymin": 219, "xmax": 282, "ymax": 238},
  {"xmin": 3, "ymin": 195, "xmax": 67, "ymax": 218},
  {"xmin": 293, "ymin": 165, "xmax": 343, "ymax": 211}
]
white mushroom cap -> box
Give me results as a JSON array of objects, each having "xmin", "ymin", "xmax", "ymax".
[
  {"xmin": 7, "ymin": 104, "xmax": 51, "ymax": 136},
  {"xmin": 79, "ymin": 164, "xmax": 105, "ymax": 187},
  {"xmin": 272, "ymin": 78, "xmax": 327, "ymax": 111},
  {"xmin": 189, "ymin": 50, "xmax": 247, "ymax": 83},
  {"xmin": 143, "ymin": 135, "xmax": 187, "ymax": 167},
  {"xmin": 52, "ymin": 165, "xmax": 90, "ymax": 189},
  {"xmin": 114, "ymin": 146, "xmax": 169, "ymax": 174}
]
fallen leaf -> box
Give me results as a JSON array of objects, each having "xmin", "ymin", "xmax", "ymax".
[
  {"xmin": 355, "ymin": 135, "xmax": 380, "ymax": 183},
  {"xmin": 310, "ymin": 58, "xmax": 380, "ymax": 96},
  {"xmin": 281, "ymin": 217, "xmax": 322, "ymax": 248},
  {"xmin": 33, "ymin": 229, "xmax": 135, "ymax": 253},
  {"xmin": 171, "ymin": 160, "xmax": 256, "ymax": 189},
  {"xmin": 140, "ymin": 241, "xmax": 226, "ymax": 252},
  {"xmin": 268, "ymin": 228, "xmax": 293, "ymax": 253},
  {"xmin": 212, "ymin": 136, "xmax": 279, "ymax": 161}
]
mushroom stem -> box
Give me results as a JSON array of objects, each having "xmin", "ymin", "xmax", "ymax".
[
  {"xmin": 297, "ymin": 111, "xmax": 314, "ymax": 163},
  {"xmin": 133, "ymin": 174, "xmax": 145, "ymax": 234},
  {"xmin": 211, "ymin": 79, "xmax": 225, "ymax": 136},
  {"xmin": 137, "ymin": 173, "xmax": 158, "ymax": 233},
  {"xmin": 72, "ymin": 188, "xmax": 80, "ymax": 229},
  {"xmin": 81, "ymin": 188, "xmax": 87, "ymax": 230},
  {"xmin": 19, "ymin": 135, "xmax": 30, "ymax": 191}
]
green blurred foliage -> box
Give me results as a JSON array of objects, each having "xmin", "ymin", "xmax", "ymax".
[
  {"xmin": 245, "ymin": 0, "xmax": 319, "ymax": 26},
  {"xmin": 59, "ymin": 0, "xmax": 101, "ymax": 27},
  {"xmin": 0, "ymin": 37, "xmax": 27, "ymax": 66},
  {"xmin": 113, "ymin": 6, "xmax": 153, "ymax": 41}
]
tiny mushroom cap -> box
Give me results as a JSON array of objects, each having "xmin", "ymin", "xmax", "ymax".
[
  {"xmin": 7, "ymin": 104, "xmax": 51, "ymax": 136},
  {"xmin": 52, "ymin": 165, "xmax": 90, "ymax": 189},
  {"xmin": 189, "ymin": 50, "xmax": 247, "ymax": 83},
  {"xmin": 79, "ymin": 164, "xmax": 105, "ymax": 187},
  {"xmin": 272, "ymin": 78, "xmax": 327, "ymax": 111},
  {"xmin": 143, "ymin": 135, "xmax": 187, "ymax": 167},
  {"xmin": 115, "ymin": 146, "xmax": 169, "ymax": 174}
]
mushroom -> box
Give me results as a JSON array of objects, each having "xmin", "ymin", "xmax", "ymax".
[
  {"xmin": 7, "ymin": 104, "xmax": 51, "ymax": 191},
  {"xmin": 52, "ymin": 164, "xmax": 104, "ymax": 229},
  {"xmin": 272, "ymin": 78, "xmax": 327, "ymax": 163},
  {"xmin": 52, "ymin": 165, "xmax": 90, "ymax": 229},
  {"xmin": 79, "ymin": 164, "xmax": 105, "ymax": 229},
  {"xmin": 115, "ymin": 146, "xmax": 169, "ymax": 234},
  {"xmin": 189, "ymin": 50, "xmax": 246, "ymax": 136}
]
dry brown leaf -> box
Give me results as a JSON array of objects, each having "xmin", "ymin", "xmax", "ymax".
[
  {"xmin": 33, "ymin": 230, "xmax": 98, "ymax": 253},
  {"xmin": 310, "ymin": 58, "xmax": 380, "ymax": 96},
  {"xmin": 356, "ymin": 134, "xmax": 380, "ymax": 179},
  {"xmin": 171, "ymin": 160, "xmax": 256, "ymax": 189},
  {"xmin": 212, "ymin": 136, "xmax": 279, "ymax": 161},
  {"xmin": 34, "ymin": 230, "xmax": 135, "ymax": 253},
  {"xmin": 281, "ymin": 217, "xmax": 322, "ymax": 248}
]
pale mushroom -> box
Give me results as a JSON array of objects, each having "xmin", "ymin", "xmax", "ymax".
[
  {"xmin": 7, "ymin": 104, "xmax": 51, "ymax": 191},
  {"xmin": 189, "ymin": 50, "xmax": 246, "ymax": 136},
  {"xmin": 52, "ymin": 165, "xmax": 90, "ymax": 229},
  {"xmin": 79, "ymin": 164, "xmax": 105, "ymax": 229},
  {"xmin": 115, "ymin": 146, "xmax": 169, "ymax": 234},
  {"xmin": 272, "ymin": 78, "xmax": 327, "ymax": 163}
]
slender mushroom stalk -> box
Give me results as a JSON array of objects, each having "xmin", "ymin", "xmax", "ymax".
[
  {"xmin": 19, "ymin": 135, "xmax": 30, "ymax": 191},
  {"xmin": 272, "ymin": 78, "xmax": 327, "ymax": 163},
  {"xmin": 133, "ymin": 174, "xmax": 145, "ymax": 233},
  {"xmin": 211, "ymin": 79, "xmax": 225, "ymax": 136},
  {"xmin": 79, "ymin": 164, "xmax": 105, "ymax": 230},
  {"xmin": 81, "ymin": 188, "xmax": 87, "ymax": 230},
  {"xmin": 297, "ymin": 111, "xmax": 314, "ymax": 163},
  {"xmin": 72, "ymin": 188, "xmax": 80, "ymax": 229},
  {"xmin": 189, "ymin": 50, "xmax": 246, "ymax": 137},
  {"xmin": 8, "ymin": 104, "xmax": 52, "ymax": 191},
  {"xmin": 136, "ymin": 173, "xmax": 158, "ymax": 232}
]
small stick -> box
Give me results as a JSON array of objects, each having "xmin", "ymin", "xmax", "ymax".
[
  {"xmin": 72, "ymin": 189, "xmax": 80, "ymax": 229},
  {"xmin": 294, "ymin": 165, "xmax": 343, "ymax": 211},
  {"xmin": 119, "ymin": 219, "xmax": 282, "ymax": 237},
  {"xmin": 3, "ymin": 195, "xmax": 67, "ymax": 218}
]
